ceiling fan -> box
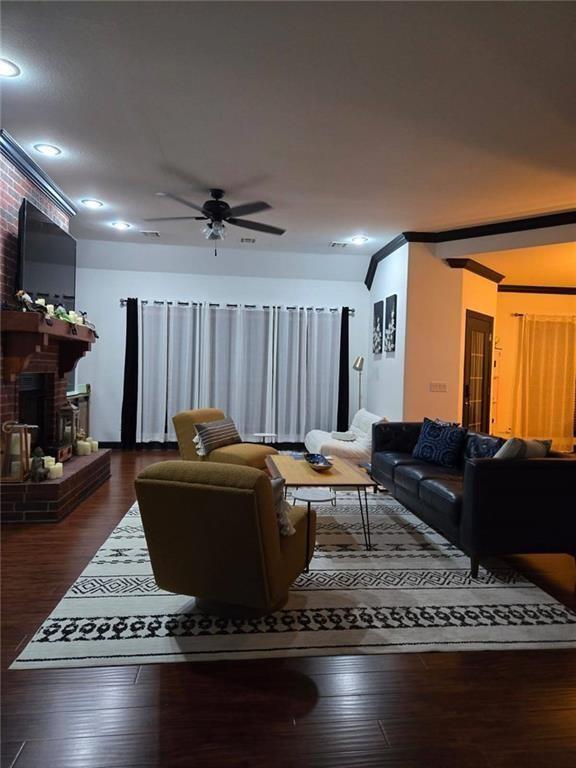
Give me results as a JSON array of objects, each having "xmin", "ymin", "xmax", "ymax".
[{"xmin": 145, "ymin": 188, "xmax": 285, "ymax": 240}]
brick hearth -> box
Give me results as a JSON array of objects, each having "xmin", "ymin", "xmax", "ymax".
[{"xmin": 1, "ymin": 449, "xmax": 112, "ymax": 522}]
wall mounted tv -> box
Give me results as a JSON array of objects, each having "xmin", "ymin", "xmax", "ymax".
[{"xmin": 18, "ymin": 199, "xmax": 76, "ymax": 310}]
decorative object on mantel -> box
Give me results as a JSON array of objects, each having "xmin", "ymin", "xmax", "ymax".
[
  {"xmin": 1, "ymin": 421, "xmax": 36, "ymax": 482},
  {"xmin": 14, "ymin": 291, "xmax": 99, "ymax": 338},
  {"xmin": 384, "ymin": 294, "xmax": 397, "ymax": 353},
  {"xmin": 373, "ymin": 300, "xmax": 383, "ymax": 354},
  {"xmin": 56, "ymin": 402, "xmax": 78, "ymax": 462}
]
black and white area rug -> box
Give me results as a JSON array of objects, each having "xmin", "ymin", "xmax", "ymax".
[{"xmin": 11, "ymin": 492, "xmax": 576, "ymax": 668}]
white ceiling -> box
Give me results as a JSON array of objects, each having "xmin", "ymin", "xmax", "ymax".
[{"xmin": 2, "ymin": 1, "xmax": 576, "ymax": 255}]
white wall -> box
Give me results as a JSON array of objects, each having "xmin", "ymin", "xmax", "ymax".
[
  {"xmin": 366, "ymin": 244, "xmax": 409, "ymax": 420},
  {"xmin": 75, "ymin": 240, "xmax": 370, "ymax": 442},
  {"xmin": 402, "ymin": 243, "xmax": 463, "ymax": 422},
  {"xmin": 492, "ymin": 291, "xmax": 576, "ymax": 436}
]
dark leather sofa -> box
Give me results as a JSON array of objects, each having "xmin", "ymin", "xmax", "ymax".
[{"xmin": 371, "ymin": 421, "xmax": 576, "ymax": 577}]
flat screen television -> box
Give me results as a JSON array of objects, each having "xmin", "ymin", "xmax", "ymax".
[{"xmin": 18, "ymin": 199, "xmax": 76, "ymax": 310}]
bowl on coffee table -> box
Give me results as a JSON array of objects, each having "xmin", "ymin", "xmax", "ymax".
[{"xmin": 304, "ymin": 453, "xmax": 333, "ymax": 472}]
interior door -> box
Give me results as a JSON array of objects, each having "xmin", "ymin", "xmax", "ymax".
[{"xmin": 462, "ymin": 310, "xmax": 494, "ymax": 433}]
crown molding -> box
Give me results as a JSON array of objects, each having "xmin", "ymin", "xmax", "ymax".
[
  {"xmin": 445, "ymin": 258, "xmax": 505, "ymax": 284},
  {"xmin": 497, "ymin": 285, "xmax": 576, "ymax": 295},
  {"xmin": 365, "ymin": 210, "xmax": 576, "ymax": 289},
  {"xmin": 0, "ymin": 129, "xmax": 76, "ymax": 218}
]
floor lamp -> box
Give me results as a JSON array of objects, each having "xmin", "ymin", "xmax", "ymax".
[{"xmin": 353, "ymin": 356, "xmax": 364, "ymax": 411}]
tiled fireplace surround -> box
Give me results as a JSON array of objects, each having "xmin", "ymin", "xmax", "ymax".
[{"xmin": 1, "ymin": 143, "xmax": 110, "ymax": 521}]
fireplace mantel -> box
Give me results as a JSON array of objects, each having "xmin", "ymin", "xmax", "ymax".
[{"xmin": 1, "ymin": 310, "xmax": 97, "ymax": 382}]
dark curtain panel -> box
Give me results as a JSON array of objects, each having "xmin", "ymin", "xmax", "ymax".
[
  {"xmin": 121, "ymin": 298, "xmax": 139, "ymax": 449},
  {"xmin": 336, "ymin": 307, "xmax": 350, "ymax": 431}
]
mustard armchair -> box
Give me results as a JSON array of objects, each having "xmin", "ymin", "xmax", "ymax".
[
  {"xmin": 172, "ymin": 408, "xmax": 277, "ymax": 470},
  {"xmin": 135, "ymin": 460, "xmax": 317, "ymax": 616}
]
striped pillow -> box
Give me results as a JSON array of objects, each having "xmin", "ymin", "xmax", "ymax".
[{"xmin": 193, "ymin": 417, "xmax": 241, "ymax": 456}]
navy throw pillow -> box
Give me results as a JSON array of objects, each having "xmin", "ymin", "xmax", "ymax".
[
  {"xmin": 464, "ymin": 433, "xmax": 505, "ymax": 460},
  {"xmin": 412, "ymin": 418, "xmax": 468, "ymax": 468}
]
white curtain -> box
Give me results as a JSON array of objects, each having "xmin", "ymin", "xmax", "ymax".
[
  {"xmin": 512, "ymin": 314, "xmax": 576, "ymax": 452},
  {"xmin": 137, "ymin": 302, "xmax": 342, "ymax": 443},
  {"xmin": 139, "ymin": 303, "xmax": 168, "ymax": 442}
]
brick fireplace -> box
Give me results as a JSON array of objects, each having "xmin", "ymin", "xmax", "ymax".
[{"xmin": 1, "ymin": 131, "xmax": 110, "ymax": 521}]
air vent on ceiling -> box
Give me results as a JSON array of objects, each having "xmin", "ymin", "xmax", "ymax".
[
  {"xmin": 140, "ymin": 230, "xmax": 160, "ymax": 237},
  {"xmin": 330, "ymin": 242, "xmax": 348, "ymax": 248},
  {"xmin": 240, "ymin": 237, "xmax": 256, "ymax": 244}
]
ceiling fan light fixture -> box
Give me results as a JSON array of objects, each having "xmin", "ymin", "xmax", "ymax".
[{"xmin": 203, "ymin": 221, "xmax": 226, "ymax": 240}]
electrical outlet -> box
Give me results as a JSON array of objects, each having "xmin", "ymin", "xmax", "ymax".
[{"xmin": 429, "ymin": 382, "xmax": 448, "ymax": 393}]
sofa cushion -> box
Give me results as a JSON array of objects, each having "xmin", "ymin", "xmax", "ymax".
[
  {"xmin": 412, "ymin": 417, "xmax": 467, "ymax": 468},
  {"xmin": 464, "ymin": 432, "xmax": 505, "ymax": 460},
  {"xmin": 494, "ymin": 437, "xmax": 553, "ymax": 459},
  {"xmin": 194, "ymin": 417, "xmax": 241, "ymax": 456},
  {"xmin": 371, "ymin": 452, "xmax": 421, "ymax": 484},
  {"xmin": 395, "ymin": 463, "xmax": 462, "ymax": 494},
  {"xmin": 419, "ymin": 478, "xmax": 464, "ymax": 526}
]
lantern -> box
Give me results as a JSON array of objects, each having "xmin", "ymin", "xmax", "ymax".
[
  {"xmin": 56, "ymin": 402, "xmax": 79, "ymax": 462},
  {"xmin": 1, "ymin": 422, "xmax": 36, "ymax": 483}
]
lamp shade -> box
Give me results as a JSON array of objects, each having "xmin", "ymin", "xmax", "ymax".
[{"xmin": 352, "ymin": 355, "xmax": 364, "ymax": 372}]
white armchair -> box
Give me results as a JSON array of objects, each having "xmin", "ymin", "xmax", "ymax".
[{"xmin": 304, "ymin": 409, "xmax": 386, "ymax": 465}]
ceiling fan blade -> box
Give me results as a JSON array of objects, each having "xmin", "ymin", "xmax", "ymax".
[
  {"xmin": 144, "ymin": 215, "xmax": 207, "ymax": 222},
  {"xmin": 227, "ymin": 218, "xmax": 285, "ymax": 235},
  {"xmin": 162, "ymin": 192, "xmax": 206, "ymax": 213},
  {"xmin": 226, "ymin": 201, "xmax": 271, "ymax": 218}
]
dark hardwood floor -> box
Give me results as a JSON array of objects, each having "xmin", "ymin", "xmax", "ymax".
[{"xmin": 2, "ymin": 450, "xmax": 575, "ymax": 768}]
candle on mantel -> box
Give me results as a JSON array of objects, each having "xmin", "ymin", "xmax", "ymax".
[
  {"xmin": 43, "ymin": 456, "xmax": 56, "ymax": 468},
  {"xmin": 10, "ymin": 460, "xmax": 21, "ymax": 478},
  {"xmin": 48, "ymin": 462, "xmax": 63, "ymax": 480},
  {"xmin": 76, "ymin": 440, "xmax": 92, "ymax": 456},
  {"xmin": 89, "ymin": 440, "xmax": 99, "ymax": 452},
  {"xmin": 46, "ymin": 304, "xmax": 55, "ymax": 316}
]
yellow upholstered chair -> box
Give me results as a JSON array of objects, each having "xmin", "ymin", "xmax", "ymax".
[
  {"xmin": 135, "ymin": 460, "xmax": 316, "ymax": 616},
  {"xmin": 172, "ymin": 408, "xmax": 277, "ymax": 470}
]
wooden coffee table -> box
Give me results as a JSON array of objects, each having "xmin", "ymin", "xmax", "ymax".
[{"xmin": 266, "ymin": 454, "xmax": 377, "ymax": 549}]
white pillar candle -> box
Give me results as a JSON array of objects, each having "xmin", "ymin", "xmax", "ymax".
[
  {"xmin": 10, "ymin": 432, "xmax": 31, "ymax": 456},
  {"xmin": 89, "ymin": 440, "xmax": 99, "ymax": 452},
  {"xmin": 43, "ymin": 456, "xmax": 56, "ymax": 468},
  {"xmin": 48, "ymin": 463, "xmax": 63, "ymax": 479},
  {"xmin": 76, "ymin": 440, "xmax": 92, "ymax": 456},
  {"xmin": 47, "ymin": 304, "xmax": 54, "ymax": 315}
]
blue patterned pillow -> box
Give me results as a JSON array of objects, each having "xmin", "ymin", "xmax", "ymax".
[
  {"xmin": 412, "ymin": 418, "xmax": 468, "ymax": 468},
  {"xmin": 464, "ymin": 433, "xmax": 505, "ymax": 459}
]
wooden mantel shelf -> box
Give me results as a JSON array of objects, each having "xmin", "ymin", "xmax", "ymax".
[{"xmin": 1, "ymin": 310, "xmax": 97, "ymax": 381}]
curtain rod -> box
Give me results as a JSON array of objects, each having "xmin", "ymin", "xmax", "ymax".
[{"xmin": 119, "ymin": 299, "xmax": 355, "ymax": 316}]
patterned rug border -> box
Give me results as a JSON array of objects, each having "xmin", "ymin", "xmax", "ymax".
[{"xmin": 10, "ymin": 492, "xmax": 576, "ymax": 669}]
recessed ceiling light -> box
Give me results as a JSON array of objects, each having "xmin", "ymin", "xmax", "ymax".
[
  {"xmin": 350, "ymin": 235, "xmax": 369, "ymax": 245},
  {"xmin": 0, "ymin": 59, "xmax": 21, "ymax": 78},
  {"xmin": 33, "ymin": 143, "xmax": 62, "ymax": 157},
  {"xmin": 81, "ymin": 198, "xmax": 104, "ymax": 209},
  {"xmin": 111, "ymin": 221, "xmax": 131, "ymax": 230}
]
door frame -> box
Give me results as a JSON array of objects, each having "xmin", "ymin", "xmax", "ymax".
[{"xmin": 462, "ymin": 309, "xmax": 494, "ymax": 433}]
